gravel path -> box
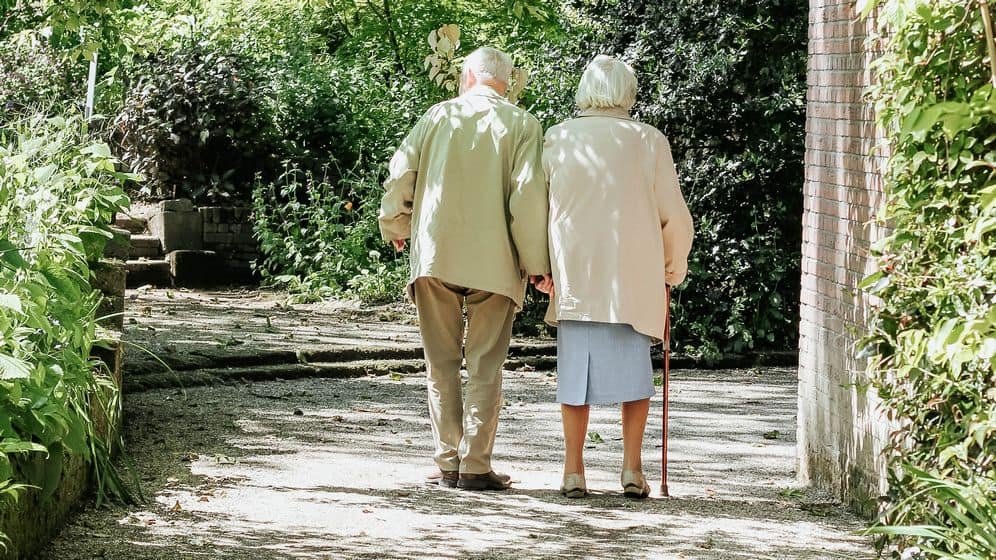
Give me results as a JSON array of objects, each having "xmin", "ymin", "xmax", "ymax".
[{"xmin": 41, "ymin": 366, "xmax": 874, "ymax": 559}]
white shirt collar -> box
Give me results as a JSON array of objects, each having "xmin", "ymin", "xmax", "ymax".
[
  {"xmin": 579, "ymin": 107, "xmax": 634, "ymax": 120},
  {"xmin": 462, "ymin": 84, "xmax": 505, "ymax": 99}
]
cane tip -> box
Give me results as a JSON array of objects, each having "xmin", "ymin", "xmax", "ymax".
[{"xmin": 659, "ymin": 483, "xmax": 669, "ymax": 497}]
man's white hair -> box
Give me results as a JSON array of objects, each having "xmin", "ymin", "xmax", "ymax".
[
  {"xmin": 574, "ymin": 55, "xmax": 638, "ymax": 111},
  {"xmin": 462, "ymin": 47, "xmax": 514, "ymax": 83}
]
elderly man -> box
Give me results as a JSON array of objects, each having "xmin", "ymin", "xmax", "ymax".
[{"xmin": 379, "ymin": 47, "xmax": 550, "ymax": 491}]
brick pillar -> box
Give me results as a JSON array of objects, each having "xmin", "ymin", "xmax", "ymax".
[{"xmin": 798, "ymin": 0, "xmax": 890, "ymax": 515}]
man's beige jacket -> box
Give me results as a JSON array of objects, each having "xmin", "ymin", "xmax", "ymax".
[
  {"xmin": 378, "ymin": 85, "xmax": 550, "ymax": 308},
  {"xmin": 543, "ymin": 107, "xmax": 695, "ymax": 340}
]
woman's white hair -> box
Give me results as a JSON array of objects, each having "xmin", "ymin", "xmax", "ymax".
[
  {"xmin": 462, "ymin": 47, "xmax": 514, "ymax": 83},
  {"xmin": 575, "ymin": 55, "xmax": 638, "ymax": 111}
]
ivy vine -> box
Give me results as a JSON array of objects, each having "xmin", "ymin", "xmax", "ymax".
[{"xmin": 859, "ymin": 1, "xmax": 996, "ymax": 557}]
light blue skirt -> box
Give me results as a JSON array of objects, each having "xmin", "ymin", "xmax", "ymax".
[{"xmin": 556, "ymin": 320, "xmax": 655, "ymax": 406}]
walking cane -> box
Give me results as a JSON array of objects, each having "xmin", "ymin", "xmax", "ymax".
[{"xmin": 660, "ymin": 285, "xmax": 672, "ymax": 497}]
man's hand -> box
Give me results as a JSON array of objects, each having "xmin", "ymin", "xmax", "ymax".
[
  {"xmin": 529, "ymin": 273, "xmax": 554, "ymax": 294},
  {"xmin": 392, "ymin": 239, "xmax": 407, "ymax": 252}
]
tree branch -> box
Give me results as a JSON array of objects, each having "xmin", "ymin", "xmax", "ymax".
[
  {"xmin": 367, "ymin": 0, "xmax": 405, "ymax": 75},
  {"xmin": 980, "ymin": 0, "xmax": 996, "ymax": 87}
]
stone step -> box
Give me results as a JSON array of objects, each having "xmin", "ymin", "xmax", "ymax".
[
  {"xmin": 125, "ymin": 259, "xmax": 172, "ymax": 288},
  {"xmin": 167, "ymin": 249, "xmax": 218, "ymax": 288},
  {"xmin": 102, "ymin": 227, "xmax": 131, "ymax": 261},
  {"xmin": 114, "ymin": 215, "xmax": 148, "ymax": 235},
  {"xmin": 129, "ymin": 235, "xmax": 163, "ymax": 259}
]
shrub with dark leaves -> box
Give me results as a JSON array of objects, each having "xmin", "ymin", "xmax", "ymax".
[
  {"xmin": 111, "ymin": 39, "xmax": 272, "ymax": 202},
  {"xmin": 590, "ymin": 0, "xmax": 807, "ymax": 355}
]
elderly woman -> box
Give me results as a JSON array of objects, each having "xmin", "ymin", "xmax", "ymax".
[{"xmin": 536, "ymin": 55, "xmax": 694, "ymax": 499}]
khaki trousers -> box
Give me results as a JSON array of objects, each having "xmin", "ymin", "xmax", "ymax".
[{"xmin": 413, "ymin": 277, "xmax": 516, "ymax": 475}]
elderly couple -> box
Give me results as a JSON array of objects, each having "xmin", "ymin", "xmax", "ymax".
[{"xmin": 379, "ymin": 47, "xmax": 694, "ymax": 499}]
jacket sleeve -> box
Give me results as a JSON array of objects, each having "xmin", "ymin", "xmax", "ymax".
[
  {"xmin": 508, "ymin": 116, "xmax": 551, "ymax": 275},
  {"xmin": 654, "ymin": 135, "xmax": 694, "ymax": 286},
  {"xmin": 378, "ymin": 116, "xmax": 427, "ymax": 242}
]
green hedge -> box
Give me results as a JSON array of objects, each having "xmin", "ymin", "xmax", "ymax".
[
  {"xmin": 860, "ymin": 1, "xmax": 996, "ymax": 557},
  {"xmin": 591, "ymin": 0, "xmax": 808, "ymax": 355}
]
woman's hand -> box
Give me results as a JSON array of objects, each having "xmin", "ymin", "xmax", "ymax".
[{"xmin": 530, "ymin": 273, "xmax": 555, "ymax": 294}]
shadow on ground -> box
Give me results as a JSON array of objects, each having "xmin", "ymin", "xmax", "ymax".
[{"xmin": 41, "ymin": 368, "xmax": 874, "ymax": 560}]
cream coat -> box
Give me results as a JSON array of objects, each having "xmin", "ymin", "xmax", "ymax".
[
  {"xmin": 543, "ymin": 108, "xmax": 694, "ymax": 339},
  {"xmin": 379, "ymin": 85, "xmax": 550, "ymax": 308}
]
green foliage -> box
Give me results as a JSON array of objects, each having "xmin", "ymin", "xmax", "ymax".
[
  {"xmin": 592, "ymin": 0, "xmax": 808, "ymax": 356},
  {"xmin": 111, "ymin": 29, "xmax": 272, "ymax": 201},
  {"xmin": 0, "ymin": 114, "xmax": 139, "ymax": 542},
  {"xmin": 859, "ymin": 1, "xmax": 996, "ymax": 557},
  {"xmin": 0, "ymin": 0, "xmax": 139, "ymax": 61},
  {"xmin": 6, "ymin": 0, "xmax": 809, "ymax": 354},
  {"xmin": 251, "ymin": 167, "xmax": 408, "ymax": 303},
  {"xmin": 0, "ymin": 32, "xmax": 78, "ymax": 119}
]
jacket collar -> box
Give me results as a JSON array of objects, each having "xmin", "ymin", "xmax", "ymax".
[
  {"xmin": 462, "ymin": 84, "xmax": 505, "ymax": 99},
  {"xmin": 579, "ymin": 107, "xmax": 634, "ymax": 120}
]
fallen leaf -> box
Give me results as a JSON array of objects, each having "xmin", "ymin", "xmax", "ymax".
[{"xmin": 170, "ymin": 501, "xmax": 182, "ymax": 512}]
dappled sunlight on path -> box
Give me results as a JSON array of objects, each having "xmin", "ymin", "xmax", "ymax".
[{"xmin": 43, "ymin": 369, "xmax": 873, "ymax": 559}]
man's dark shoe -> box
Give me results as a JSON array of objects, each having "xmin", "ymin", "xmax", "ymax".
[
  {"xmin": 425, "ymin": 469, "xmax": 459, "ymax": 488},
  {"xmin": 457, "ymin": 471, "xmax": 512, "ymax": 491}
]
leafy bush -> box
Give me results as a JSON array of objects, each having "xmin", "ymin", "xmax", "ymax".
[
  {"xmin": 111, "ymin": 31, "xmax": 272, "ymax": 202},
  {"xmin": 251, "ymin": 167, "xmax": 407, "ymax": 303},
  {"xmin": 590, "ymin": 0, "xmax": 807, "ymax": 355},
  {"xmin": 0, "ymin": 114, "xmax": 138, "ymax": 544},
  {"xmin": 0, "ymin": 32, "xmax": 78, "ymax": 118},
  {"xmin": 233, "ymin": 7, "xmax": 357, "ymax": 177},
  {"xmin": 859, "ymin": 1, "xmax": 996, "ymax": 558}
]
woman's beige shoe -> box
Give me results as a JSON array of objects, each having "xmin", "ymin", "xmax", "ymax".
[
  {"xmin": 560, "ymin": 473, "xmax": 589, "ymax": 498},
  {"xmin": 621, "ymin": 469, "xmax": 651, "ymax": 499}
]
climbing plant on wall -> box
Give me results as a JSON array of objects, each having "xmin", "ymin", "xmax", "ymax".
[{"xmin": 859, "ymin": 0, "xmax": 996, "ymax": 557}]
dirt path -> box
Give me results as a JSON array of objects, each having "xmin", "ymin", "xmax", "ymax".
[{"xmin": 42, "ymin": 366, "xmax": 874, "ymax": 559}]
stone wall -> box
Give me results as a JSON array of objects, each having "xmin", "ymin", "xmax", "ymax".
[
  {"xmin": 199, "ymin": 206, "xmax": 257, "ymax": 280},
  {"xmin": 141, "ymin": 200, "xmax": 258, "ymax": 287},
  {"xmin": 797, "ymin": 0, "xmax": 890, "ymax": 515}
]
